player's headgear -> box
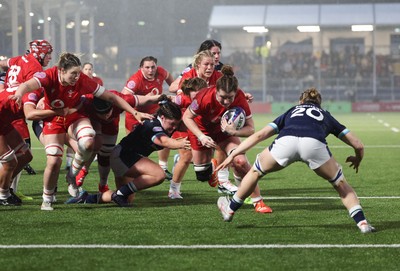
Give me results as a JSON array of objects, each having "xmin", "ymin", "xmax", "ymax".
[
  {"xmin": 29, "ymin": 40, "xmax": 53, "ymax": 64},
  {"xmin": 93, "ymin": 97, "xmax": 113, "ymax": 114}
]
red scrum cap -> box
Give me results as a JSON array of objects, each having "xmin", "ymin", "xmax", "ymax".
[{"xmin": 29, "ymin": 39, "xmax": 53, "ymax": 63}]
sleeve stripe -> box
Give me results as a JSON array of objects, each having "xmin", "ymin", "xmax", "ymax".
[
  {"xmin": 268, "ymin": 122, "xmax": 279, "ymax": 133},
  {"xmin": 338, "ymin": 128, "xmax": 350, "ymax": 139},
  {"xmin": 151, "ymin": 132, "xmax": 167, "ymax": 142},
  {"xmin": 93, "ymin": 85, "xmax": 106, "ymax": 97}
]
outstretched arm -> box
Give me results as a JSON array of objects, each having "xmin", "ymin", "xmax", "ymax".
[
  {"xmin": 340, "ymin": 131, "xmax": 364, "ymax": 173},
  {"xmin": 99, "ymin": 90, "xmax": 153, "ymax": 124},
  {"xmin": 216, "ymin": 124, "xmax": 276, "ymax": 171},
  {"xmin": 9, "ymin": 78, "xmax": 40, "ymax": 106}
]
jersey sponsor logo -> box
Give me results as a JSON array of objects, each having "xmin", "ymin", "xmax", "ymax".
[
  {"xmin": 190, "ymin": 99, "xmax": 199, "ymax": 111},
  {"xmin": 127, "ymin": 80, "xmax": 136, "ymax": 89},
  {"xmin": 151, "ymin": 88, "xmax": 159, "ymax": 95},
  {"xmin": 51, "ymin": 99, "xmax": 65, "ymax": 108},
  {"xmin": 34, "ymin": 71, "xmax": 46, "ymax": 79},
  {"xmin": 153, "ymin": 126, "xmax": 163, "ymax": 132}
]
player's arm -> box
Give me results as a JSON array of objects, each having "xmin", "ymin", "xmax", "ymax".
[
  {"xmin": 221, "ymin": 116, "xmax": 255, "ymax": 137},
  {"xmin": 153, "ymin": 134, "xmax": 191, "ymax": 150},
  {"xmin": 136, "ymin": 94, "xmax": 160, "ymax": 107},
  {"xmin": 216, "ymin": 124, "xmax": 276, "ymax": 171},
  {"xmin": 99, "ymin": 90, "xmax": 153, "ymax": 124},
  {"xmin": 182, "ymin": 108, "xmax": 216, "ymax": 149},
  {"xmin": 23, "ymin": 103, "xmax": 65, "ymax": 120},
  {"xmin": 169, "ymin": 76, "xmax": 183, "ymax": 94},
  {"xmin": 339, "ymin": 131, "xmax": 364, "ymax": 173},
  {"xmin": 9, "ymin": 78, "xmax": 40, "ymax": 105}
]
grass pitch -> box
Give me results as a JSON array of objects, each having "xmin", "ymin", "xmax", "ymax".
[{"xmin": 1, "ymin": 112, "xmax": 399, "ymax": 271}]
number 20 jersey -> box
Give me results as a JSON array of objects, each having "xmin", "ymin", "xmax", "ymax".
[{"xmin": 271, "ymin": 103, "xmax": 348, "ymax": 144}]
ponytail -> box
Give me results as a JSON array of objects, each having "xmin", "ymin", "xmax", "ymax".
[{"xmin": 157, "ymin": 94, "xmax": 182, "ymax": 120}]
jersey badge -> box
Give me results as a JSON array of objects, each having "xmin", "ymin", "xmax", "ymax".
[
  {"xmin": 127, "ymin": 80, "xmax": 136, "ymax": 89},
  {"xmin": 190, "ymin": 99, "xmax": 199, "ymax": 111},
  {"xmin": 153, "ymin": 126, "xmax": 163, "ymax": 132}
]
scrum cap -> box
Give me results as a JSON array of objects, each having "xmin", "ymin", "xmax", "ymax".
[{"xmin": 29, "ymin": 40, "xmax": 53, "ymax": 62}]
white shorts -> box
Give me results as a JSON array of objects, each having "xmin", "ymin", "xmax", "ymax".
[{"xmin": 269, "ymin": 136, "xmax": 331, "ymax": 169}]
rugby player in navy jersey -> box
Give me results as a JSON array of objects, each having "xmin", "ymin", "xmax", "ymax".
[
  {"xmin": 67, "ymin": 95, "xmax": 191, "ymax": 206},
  {"xmin": 216, "ymin": 87, "xmax": 376, "ymax": 234}
]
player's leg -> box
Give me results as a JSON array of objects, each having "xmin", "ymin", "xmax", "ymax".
[
  {"xmin": 110, "ymin": 148, "xmax": 166, "ymax": 207},
  {"xmin": 214, "ymin": 147, "xmax": 238, "ymax": 195},
  {"xmin": 314, "ymin": 156, "xmax": 375, "ymax": 233},
  {"xmin": 66, "ymin": 118, "xmax": 95, "ymax": 187},
  {"xmin": 220, "ymin": 137, "xmax": 272, "ymax": 213},
  {"xmin": 218, "ymin": 147, "xmax": 282, "ymax": 221},
  {"xmin": 0, "ymin": 133, "xmax": 19, "ymax": 206},
  {"xmin": 158, "ymin": 148, "xmax": 172, "ymax": 180},
  {"xmin": 169, "ymin": 148, "xmax": 191, "ymax": 199},
  {"xmin": 191, "ymin": 148, "xmax": 215, "ymax": 186},
  {"xmin": 41, "ymin": 133, "xmax": 66, "ymax": 210},
  {"xmin": 96, "ymin": 134, "xmax": 117, "ymax": 192}
]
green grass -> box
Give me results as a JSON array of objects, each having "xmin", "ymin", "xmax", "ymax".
[{"xmin": 1, "ymin": 113, "xmax": 400, "ymax": 271}]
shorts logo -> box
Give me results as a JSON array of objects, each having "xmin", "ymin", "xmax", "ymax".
[{"xmin": 127, "ymin": 80, "xmax": 136, "ymax": 89}]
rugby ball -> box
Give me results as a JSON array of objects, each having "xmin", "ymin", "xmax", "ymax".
[{"xmin": 221, "ymin": 107, "xmax": 246, "ymax": 130}]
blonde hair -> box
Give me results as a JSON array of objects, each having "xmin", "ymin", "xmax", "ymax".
[{"xmin": 192, "ymin": 50, "xmax": 215, "ymax": 70}]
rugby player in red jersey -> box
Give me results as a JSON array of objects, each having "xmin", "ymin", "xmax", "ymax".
[
  {"xmin": 121, "ymin": 56, "xmax": 175, "ymax": 180},
  {"xmin": 183, "ymin": 65, "xmax": 272, "ymax": 214},
  {"xmin": 11, "ymin": 52, "xmax": 153, "ymax": 211},
  {"xmin": 0, "ymin": 40, "xmax": 53, "ymax": 199}
]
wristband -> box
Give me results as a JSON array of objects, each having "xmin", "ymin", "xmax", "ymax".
[{"xmin": 198, "ymin": 134, "xmax": 206, "ymax": 141}]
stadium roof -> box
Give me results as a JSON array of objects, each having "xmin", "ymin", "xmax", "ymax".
[{"xmin": 209, "ymin": 3, "xmax": 400, "ymax": 28}]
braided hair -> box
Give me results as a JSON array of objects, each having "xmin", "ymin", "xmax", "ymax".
[
  {"xmin": 157, "ymin": 94, "xmax": 182, "ymax": 120},
  {"xmin": 216, "ymin": 65, "xmax": 238, "ymax": 94}
]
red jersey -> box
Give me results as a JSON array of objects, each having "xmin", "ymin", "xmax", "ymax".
[
  {"xmin": 4, "ymin": 53, "xmax": 43, "ymax": 93},
  {"xmin": 33, "ymin": 66, "xmax": 105, "ymax": 110},
  {"xmin": 84, "ymin": 90, "xmax": 138, "ymax": 136},
  {"xmin": 188, "ymin": 86, "xmax": 252, "ymax": 135},
  {"xmin": 91, "ymin": 76, "xmax": 103, "ymax": 86},
  {"xmin": 123, "ymin": 66, "xmax": 169, "ymax": 131},
  {"xmin": 179, "ymin": 68, "xmax": 222, "ymax": 89},
  {"xmin": 171, "ymin": 93, "xmax": 192, "ymax": 139}
]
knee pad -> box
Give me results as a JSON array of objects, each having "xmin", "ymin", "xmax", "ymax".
[
  {"xmin": 252, "ymin": 154, "xmax": 266, "ymax": 177},
  {"xmin": 0, "ymin": 148, "xmax": 16, "ymax": 163},
  {"xmin": 14, "ymin": 142, "xmax": 30, "ymax": 157},
  {"xmin": 75, "ymin": 125, "xmax": 95, "ymax": 157},
  {"xmin": 194, "ymin": 163, "xmax": 212, "ymax": 182},
  {"xmin": 329, "ymin": 166, "xmax": 345, "ymax": 187},
  {"xmin": 45, "ymin": 143, "xmax": 64, "ymax": 157}
]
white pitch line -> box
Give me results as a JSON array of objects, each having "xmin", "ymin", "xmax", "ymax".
[
  {"xmin": 253, "ymin": 145, "xmax": 400, "ymax": 149},
  {"xmin": 0, "ymin": 244, "xmax": 399, "ymax": 249},
  {"xmin": 265, "ymin": 196, "xmax": 400, "ymax": 200}
]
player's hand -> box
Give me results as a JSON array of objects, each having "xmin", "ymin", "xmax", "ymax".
[
  {"xmin": 134, "ymin": 111, "xmax": 154, "ymax": 124},
  {"xmin": 53, "ymin": 107, "xmax": 70, "ymax": 116},
  {"xmin": 177, "ymin": 137, "xmax": 191, "ymax": 150},
  {"xmin": 220, "ymin": 118, "xmax": 236, "ymax": 135},
  {"xmin": 9, "ymin": 94, "xmax": 22, "ymax": 107},
  {"xmin": 198, "ymin": 134, "xmax": 217, "ymax": 149},
  {"xmin": 345, "ymin": 156, "xmax": 361, "ymax": 173},
  {"xmin": 244, "ymin": 92, "xmax": 254, "ymax": 103},
  {"xmin": 216, "ymin": 156, "xmax": 234, "ymax": 171}
]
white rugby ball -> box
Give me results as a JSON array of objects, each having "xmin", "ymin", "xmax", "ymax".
[{"xmin": 221, "ymin": 107, "xmax": 246, "ymax": 130}]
